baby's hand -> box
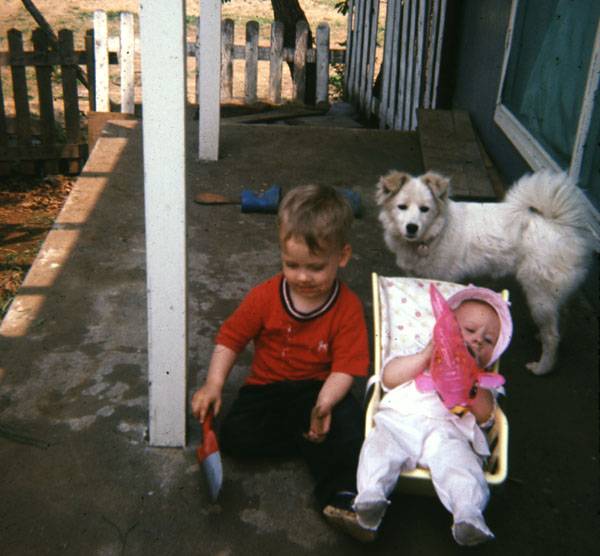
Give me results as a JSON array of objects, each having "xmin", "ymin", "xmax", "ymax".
[
  {"xmin": 191, "ymin": 383, "xmax": 222, "ymax": 423},
  {"xmin": 303, "ymin": 404, "xmax": 332, "ymax": 443},
  {"xmin": 422, "ymin": 338, "xmax": 436, "ymax": 362}
]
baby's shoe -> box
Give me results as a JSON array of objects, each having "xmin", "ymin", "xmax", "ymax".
[
  {"xmin": 453, "ymin": 516, "xmax": 494, "ymax": 546},
  {"xmin": 323, "ymin": 491, "xmax": 377, "ymax": 543}
]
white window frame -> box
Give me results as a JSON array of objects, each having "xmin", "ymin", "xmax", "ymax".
[{"xmin": 494, "ymin": 0, "xmax": 600, "ymax": 181}]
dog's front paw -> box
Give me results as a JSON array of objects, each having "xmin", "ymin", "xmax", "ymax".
[{"xmin": 525, "ymin": 360, "xmax": 553, "ymax": 376}]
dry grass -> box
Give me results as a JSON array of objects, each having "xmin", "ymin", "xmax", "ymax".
[{"xmin": 1, "ymin": 0, "xmax": 350, "ymax": 109}]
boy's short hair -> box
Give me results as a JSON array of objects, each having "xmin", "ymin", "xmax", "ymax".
[{"xmin": 278, "ymin": 184, "xmax": 354, "ymax": 252}]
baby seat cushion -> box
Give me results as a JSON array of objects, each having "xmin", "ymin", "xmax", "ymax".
[{"xmin": 379, "ymin": 278, "xmax": 467, "ymax": 363}]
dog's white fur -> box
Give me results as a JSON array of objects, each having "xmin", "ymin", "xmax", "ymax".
[{"xmin": 376, "ymin": 170, "xmax": 600, "ymax": 375}]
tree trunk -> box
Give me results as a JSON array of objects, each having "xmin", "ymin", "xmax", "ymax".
[{"xmin": 271, "ymin": 0, "xmax": 317, "ymax": 105}]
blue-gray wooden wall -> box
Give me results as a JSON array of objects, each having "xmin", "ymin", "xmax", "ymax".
[{"xmin": 447, "ymin": 0, "xmax": 531, "ymax": 183}]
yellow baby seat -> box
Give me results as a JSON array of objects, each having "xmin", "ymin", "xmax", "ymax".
[{"xmin": 366, "ymin": 273, "xmax": 509, "ymax": 496}]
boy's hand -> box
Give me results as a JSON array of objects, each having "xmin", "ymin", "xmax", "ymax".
[
  {"xmin": 303, "ymin": 404, "xmax": 332, "ymax": 443},
  {"xmin": 191, "ymin": 344, "xmax": 237, "ymax": 422},
  {"xmin": 303, "ymin": 372, "xmax": 353, "ymax": 443},
  {"xmin": 191, "ymin": 383, "xmax": 222, "ymax": 423}
]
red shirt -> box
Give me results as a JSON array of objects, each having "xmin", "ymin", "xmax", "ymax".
[{"xmin": 216, "ymin": 274, "xmax": 369, "ymax": 385}]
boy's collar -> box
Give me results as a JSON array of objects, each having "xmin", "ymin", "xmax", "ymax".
[{"xmin": 280, "ymin": 276, "xmax": 340, "ymax": 321}]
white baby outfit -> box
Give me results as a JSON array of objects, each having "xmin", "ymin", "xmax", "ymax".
[
  {"xmin": 354, "ymin": 278, "xmax": 509, "ymax": 546},
  {"xmin": 354, "ymin": 368, "xmax": 495, "ymax": 545}
]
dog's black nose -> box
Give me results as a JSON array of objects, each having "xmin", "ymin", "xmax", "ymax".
[{"xmin": 406, "ymin": 223, "xmax": 418, "ymax": 236}]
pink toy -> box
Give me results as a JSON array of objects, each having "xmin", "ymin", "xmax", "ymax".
[{"xmin": 415, "ymin": 284, "xmax": 505, "ymax": 409}]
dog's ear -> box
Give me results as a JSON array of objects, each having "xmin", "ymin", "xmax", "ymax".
[
  {"xmin": 375, "ymin": 171, "xmax": 411, "ymax": 205},
  {"xmin": 422, "ymin": 172, "xmax": 450, "ymax": 201}
]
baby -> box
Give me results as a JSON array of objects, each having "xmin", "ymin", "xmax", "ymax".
[{"xmin": 351, "ymin": 286, "xmax": 512, "ymax": 545}]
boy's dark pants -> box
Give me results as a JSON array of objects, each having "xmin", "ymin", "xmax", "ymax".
[{"xmin": 219, "ymin": 379, "xmax": 364, "ymax": 510}]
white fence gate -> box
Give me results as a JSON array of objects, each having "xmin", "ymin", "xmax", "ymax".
[
  {"xmin": 91, "ymin": 11, "xmax": 345, "ymax": 112},
  {"xmin": 345, "ymin": 0, "xmax": 447, "ymax": 130}
]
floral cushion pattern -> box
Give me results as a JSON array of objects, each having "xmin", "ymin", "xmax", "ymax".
[{"xmin": 379, "ymin": 277, "xmax": 467, "ymax": 361}]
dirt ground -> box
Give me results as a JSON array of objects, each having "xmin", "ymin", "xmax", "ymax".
[
  {"xmin": 0, "ymin": 174, "xmax": 73, "ymax": 320},
  {"xmin": 1, "ymin": 1, "xmax": 349, "ymax": 47}
]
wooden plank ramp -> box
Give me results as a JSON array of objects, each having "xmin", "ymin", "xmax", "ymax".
[{"xmin": 417, "ymin": 108, "xmax": 498, "ymax": 200}]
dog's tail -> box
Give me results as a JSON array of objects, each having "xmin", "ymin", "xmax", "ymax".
[{"xmin": 505, "ymin": 170, "xmax": 600, "ymax": 250}]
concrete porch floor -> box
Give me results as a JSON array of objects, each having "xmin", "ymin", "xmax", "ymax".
[{"xmin": 0, "ymin": 118, "xmax": 598, "ymax": 555}]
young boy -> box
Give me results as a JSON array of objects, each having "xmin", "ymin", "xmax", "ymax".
[
  {"xmin": 191, "ymin": 184, "xmax": 369, "ymax": 528},
  {"xmin": 344, "ymin": 286, "xmax": 512, "ymax": 546}
]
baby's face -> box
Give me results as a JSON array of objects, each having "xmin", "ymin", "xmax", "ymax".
[{"xmin": 453, "ymin": 300, "xmax": 500, "ymax": 368}]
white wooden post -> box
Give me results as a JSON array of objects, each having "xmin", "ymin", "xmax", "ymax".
[
  {"xmin": 315, "ymin": 23, "xmax": 330, "ymax": 104},
  {"xmin": 245, "ymin": 21, "xmax": 259, "ymax": 104},
  {"xmin": 120, "ymin": 11, "xmax": 135, "ymax": 114},
  {"xmin": 139, "ymin": 0, "xmax": 188, "ymax": 447},
  {"xmin": 198, "ymin": 0, "xmax": 221, "ymax": 161},
  {"xmin": 93, "ymin": 10, "xmax": 109, "ymax": 112},
  {"xmin": 269, "ymin": 21, "xmax": 284, "ymax": 104}
]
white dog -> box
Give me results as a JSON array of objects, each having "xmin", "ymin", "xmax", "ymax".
[{"xmin": 376, "ymin": 169, "xmax": 600, "ymax": 375}]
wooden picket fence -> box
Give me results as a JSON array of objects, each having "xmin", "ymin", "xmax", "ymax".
[
  {"xmin": 0, "ymin": 28, "xmax": 90, "ymax": 175},
  {"xmin": 217, "ymin": 19, "xmax": 345, "ymax": 105},
  {"xmin": 0, "ymin": 13, "xmax": 347, "ymax": 174},
  {"xmin": 92, "ymin": 11, "xmax": 346, "ymax": 113},
  {"xmin": 345, "ymin": 0, "xmax": 447, "ymax": 130}
]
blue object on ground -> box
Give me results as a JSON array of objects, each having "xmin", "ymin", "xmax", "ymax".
[
  {"xmin": 241, "ymin": 184, "xmax": 281, "ymax": 213},
  {"xmin": 341, "ymin": 188, "xmax": 362, "ymax": 218}
]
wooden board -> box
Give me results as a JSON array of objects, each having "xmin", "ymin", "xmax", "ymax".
[
  {"xmin": 87, "ymin": 111, "xmax": 138, "ymax": 151},
  {"xmin": 417, "ymin": 108, "xmax": 497, "ymax": 200},
  {"xmin": 221, "ymin": 106, "xmax": 326, "ymax": 124}
]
